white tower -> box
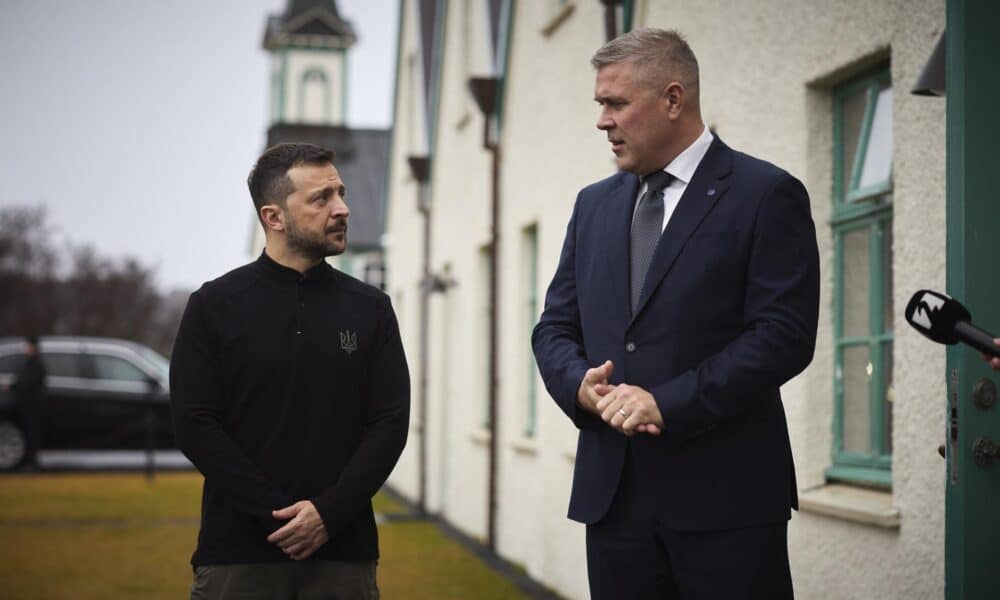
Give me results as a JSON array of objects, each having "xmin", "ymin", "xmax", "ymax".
[{"xmin": 263, "ymin": 0, "xmax": 357, "ymax": 126}]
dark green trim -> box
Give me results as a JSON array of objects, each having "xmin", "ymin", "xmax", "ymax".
[
  {"xmin": 494, "ymin": 0, "xmax": 516, "ymax": 129},
  {"xmin": 525, "ymin": 223, "xmax": 539, "ymax": 438},
  {"xmin": 623, "ymin": 0, "xmax": 635, "ymax": 32},
  {"xmin": 846, "ymin": 179, "xmax": 893, "ymax": 204},
  {"xmin": 825, "ymin": 465, "xmax": 892, "ymax": 489},
  {"xmin": 382, "ymin": 0, "xmax": 405, "ymax": 252},
  {"xmin": 340, "ymin": 48, "xmax": 348, "ymax": 124},
  {"xmin": 830, "ymin": 63, "xmax": 894, "ymax": 486},
  {"xmin": 945, "ymin": 2, "xmax": 1000, "ymax": 597},
  {"xmin": 833, "ymin": 67, "xmax": 892, "ymax": 208},
  {"xmin": 269, "ymin": 43, "xmax": 350, "ymax": 53},
  {"xmin": 279, "ymin": 48, "xmax": 289, "ymax": 122},
  {"xmin": 427, "ymin": 0, "xmax": 447, "ymax": 157}
]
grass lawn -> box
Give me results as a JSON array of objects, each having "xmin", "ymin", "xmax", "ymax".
[{"xmin": 0, "ymin": 472, "xmax": 528, "ymax": 599}]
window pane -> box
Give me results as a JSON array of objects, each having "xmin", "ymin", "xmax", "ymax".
[
  {"xmin": 41, "ymin": 353, "xmax": 81, "ymax": 378},
  {"xmin": 882, "ymin": 221, "xmax": 894, "ymax": 333},
  {"xmin": 858, "ymin": 86, "xmax": 893, "ymax": 190},
  {"xmin": 840, "ymin": 88, "xmax": 867, "ymax": 196},
  {"xmin": 91, "ymin": 355, "xmax": 148, "ymax": 382},
  {"xmin": 0, "ymin": 353, "xmax": 26, "ymax": 374},
  {"xmin": 842, "ymin": 344, "xmax": 872, "ymax": 454},
  {"xmin": 842, "ymin": 227, "xmax": 871, "ymax": 338},
  {"xmin": 883, "ymin": 342, "xmax": 894, "ymax": 455}
]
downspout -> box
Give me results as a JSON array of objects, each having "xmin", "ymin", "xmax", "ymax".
[
  {"xmin": 600, "ymin": 0, "xmax": 622, "ymax": 41},
  {"xmin": 407, "ymin": 155, "xmax": 432, "ymax": 515},
  {"xmin": 468, "ymin": 76, "xmax": 500, "ymax": 551}
]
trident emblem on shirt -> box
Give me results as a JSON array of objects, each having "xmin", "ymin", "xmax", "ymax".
[{"xmin": 340, "ymin": 330, "xmax": 358, "ymax": 356}]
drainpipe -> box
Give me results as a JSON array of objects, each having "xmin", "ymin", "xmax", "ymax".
[
  {"xmin": 600, "ymin": 0, "xmax": 623, "ymax": 41},
  {"xmin": 468, "ymin": 75, "xmax": 500, "ymax": 552},
  {"xmin": 407, "ymin": 155, "xmax": 432, "ymax": 516}
]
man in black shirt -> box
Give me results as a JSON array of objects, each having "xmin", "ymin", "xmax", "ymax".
[
  {"xmin": 170, "ymin": 143, "xmax": 410, "ymax": 599},
  {"xmin": 5, "ymin": 335, "xmax": 46, "ymax": 470}
]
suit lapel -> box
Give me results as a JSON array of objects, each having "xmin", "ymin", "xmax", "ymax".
[
  {"xmin": 602, "ymin": 172, "xmax": 640, "ymax": 327},
  {"xmin": 628, "ymin": 138, "xmax": 734, "ymax": 327}
]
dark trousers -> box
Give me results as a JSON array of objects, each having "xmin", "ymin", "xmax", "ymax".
[
  {"xmin": 190, "ymin": 561, "xmax": 379, "ymax": 600},
  {"xmin": 586, "ymin": 447, "xmax": 792, "ymax": 600}
]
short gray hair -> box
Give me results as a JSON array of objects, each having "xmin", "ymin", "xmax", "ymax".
[{"xmin": 591, "ymin": 28, "xmax": 699, "ymax": 95}]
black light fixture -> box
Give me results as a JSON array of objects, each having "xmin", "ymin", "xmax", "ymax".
[
  {"xmin": 912, "ymin": 31, "xmax": 946, "ymax": 97},
  {"xmin": 468, "ymin": 77, "xmax": 499, "ymax": 118}
]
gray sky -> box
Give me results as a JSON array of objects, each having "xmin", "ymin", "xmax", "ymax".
[{"xmin": 1, "ymin": 0, "xmax": 399, "ymax": 292}]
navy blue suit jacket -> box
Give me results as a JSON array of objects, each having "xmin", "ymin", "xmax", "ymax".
[{"xmin": 532, "ymin": 137, "xmax": 819, "ymax": 530}]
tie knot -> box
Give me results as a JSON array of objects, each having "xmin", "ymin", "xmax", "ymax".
[{"xmin": 644, "ymin": 170, "xmax": 672, "ymax": 193}]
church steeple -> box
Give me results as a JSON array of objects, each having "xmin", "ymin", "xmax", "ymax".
[{"xmin": 263, "ymin": 0, "xmax": 356, "ymax": 126}]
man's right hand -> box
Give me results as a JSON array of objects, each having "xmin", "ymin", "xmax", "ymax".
[{"xmin": 577, "ymin": 360, "xmax": 614, "ymax": 415}]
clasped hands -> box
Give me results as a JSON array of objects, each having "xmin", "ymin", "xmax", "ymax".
[
  {"xmin": 577, "ymin": 360, "xmax": 663, "ymax": 436},
  {"xmin": 267, "ymin": 500, "xmax": 329, "ymax": 560}
]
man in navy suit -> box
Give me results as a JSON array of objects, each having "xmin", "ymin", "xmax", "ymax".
[{"xmin": 532, "ymin": 28, "xmax": 819, "ymax": 599}]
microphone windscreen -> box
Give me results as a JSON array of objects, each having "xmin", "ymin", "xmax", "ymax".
[{"xmin": 904, "ymin": 289, "xmax": 972, "ymax": 345}]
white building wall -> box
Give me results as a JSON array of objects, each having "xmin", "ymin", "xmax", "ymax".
[
  {"xmin": 384, "ymin": 1, "xmax": 947, "ymax": 598},
  {"xmin": 493, "ymin": 3, "xmax": 613, "ymax": 598},
  {"xmin": 384, "ymin": 0, "xmax": 426, "ymax": 503}
]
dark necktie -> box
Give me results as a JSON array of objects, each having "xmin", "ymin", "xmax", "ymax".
[{"xmin": 630, "ymin": 170, "xmax": 672, "ymax": 313}]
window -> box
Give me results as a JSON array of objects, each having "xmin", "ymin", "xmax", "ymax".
[
  {"xmin": 829, "ymin": 64, "xmax": 894, "ymax": 488},
  {"xmin": 522, "ymin": 224, "xmax": 540, "ymax": 437},
  {"xmin": 41, "ymin": 353, "xmax": 83, "ymax": 378},
  {"xmin": 90, "ymin": 354, "xmax": 149, "ymax": 382},
  {"xmin": 0, "ymin": 353, "xmax": 26, "ymax": 375},
  {"xmin": 299, "ymin": 67, "xmax": 330, "ymax": 123}
]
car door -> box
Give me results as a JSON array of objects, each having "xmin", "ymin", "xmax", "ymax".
[
  {"xmin": 39, "ymin": 351, "xmax": 93, "ymax": 449},
  {"xmin": 82, "ymin": 352, "xmax": 158, "ymax": 449}
]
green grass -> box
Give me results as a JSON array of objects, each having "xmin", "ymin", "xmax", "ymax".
[{"xmin": 0, "ymin": 472, "xmax": 529, "ymax": 599}]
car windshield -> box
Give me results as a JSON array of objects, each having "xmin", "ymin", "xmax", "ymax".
[{"xmin": 137, "ymin": 346, "xmax": 170, "ymax": 382}]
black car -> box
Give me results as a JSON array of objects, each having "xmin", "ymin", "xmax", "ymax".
[{"xmin": 0, "ymin": 336, "xmax": 174, "ymax": 470}]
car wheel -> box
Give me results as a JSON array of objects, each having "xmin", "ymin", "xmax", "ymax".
[{"xmin": 0, "ymin": 419, "xmax": 26, "ymax": 471}]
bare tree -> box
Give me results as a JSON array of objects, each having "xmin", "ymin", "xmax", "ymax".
[{"xmin": 0, "ymin": 205, "xmax": 186, "ymax": 356}]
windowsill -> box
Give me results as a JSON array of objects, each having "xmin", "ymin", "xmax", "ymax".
[
  {"xmin": 468, "ymin": 428, "xmax": 491, "ymax": 446},
  {"xmin": 798, "ymin": 483, "xmax": 900, "ymax": 529},
  {"xmin": 510, "ymin": 437, "xmax": 538, "ymax": 456},
  {"xmin": 540, "ymin": 3, "xmax": 575, "ymax": 37}
]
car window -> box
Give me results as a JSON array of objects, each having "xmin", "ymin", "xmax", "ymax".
[
  {"xmin": 136, "ymin": 346, "xmax": 170, "ymax": 381},
  {"xmin": 90, "ymin": 354, "xmax": 149, "ymax": 382},
  {"xmin": 41, "ymin": 352, "xmax": 83, "ymax": 378},
  {"xmin": 0, "ymin": 353, "xmax": 26, "ymax": 374}
]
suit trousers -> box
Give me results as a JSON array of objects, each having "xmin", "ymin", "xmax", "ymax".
[{"xmin": 586, "ymin": 444, "xmax": 793, "ymax": 600}]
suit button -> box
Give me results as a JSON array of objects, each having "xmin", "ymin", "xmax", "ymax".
[{"xmin": 625, "ymin": 342, "xmax": 636, "ymax": 352}]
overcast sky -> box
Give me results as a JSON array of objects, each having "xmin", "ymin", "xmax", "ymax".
[{"xmin": 1, "ymin": 0, "xmax": 399, "ymax": 292}]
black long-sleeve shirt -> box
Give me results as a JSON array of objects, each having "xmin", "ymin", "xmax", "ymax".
[{"xmin": 169, "ymin": 251, "xmax": 410, "ymax": 566}]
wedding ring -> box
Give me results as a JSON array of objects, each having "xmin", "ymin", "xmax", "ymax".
[{"xmin": 618, "ymin": 408, "xmax": 629, "ymax": 418}]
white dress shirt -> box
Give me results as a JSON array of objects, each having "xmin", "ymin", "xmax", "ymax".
[{"xmin": 633, "ymin": 125, "xmax": 715, "ymax": 232}]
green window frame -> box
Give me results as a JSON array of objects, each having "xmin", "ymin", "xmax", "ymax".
[
  {"xmin": 523, "ymin": 224, "xmax": 539, "ymax": 437},
  {"xmin": 828, "ymin": 64, "xmax": 894, "ymax": 488}
]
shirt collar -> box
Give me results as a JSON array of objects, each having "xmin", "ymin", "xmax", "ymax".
[
  {"xmin": 256, "ymin": 249, "xmax": 334, "ymax": 284},
  {"xmin": 652, "ymin": 124, "xmax": 714, "ymax": 186}
]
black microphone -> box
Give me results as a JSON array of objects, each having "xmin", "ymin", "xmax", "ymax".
[{"xmin": 904, "ymin": 289, "xmax": 1000, "ymax": 358}]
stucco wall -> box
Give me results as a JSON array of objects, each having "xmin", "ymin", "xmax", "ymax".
[{"xmin": 384, "ymin": 1, "xmax": 947, "ymax": 598}]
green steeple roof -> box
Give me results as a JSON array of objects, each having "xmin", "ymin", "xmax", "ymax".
[{"xmin": 263, "ymin": 0, "xmax": 357, "ymax": 50}]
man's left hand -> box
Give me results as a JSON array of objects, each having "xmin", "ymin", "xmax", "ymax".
[
  {"xmin": 595, "ymin": 383, "xmax": 664, "ymax": 436},
  {"xmin": 268, "ymin": 500, "xmax": 330, "ymax": 560}
]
